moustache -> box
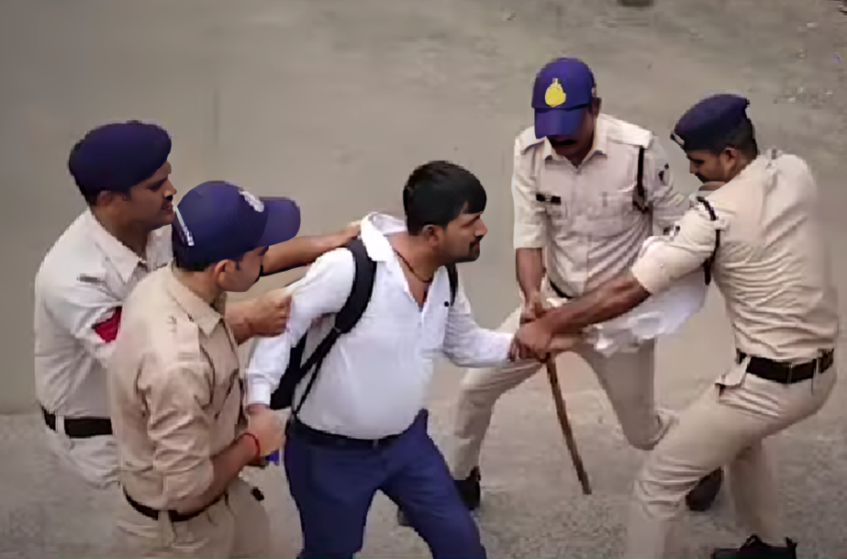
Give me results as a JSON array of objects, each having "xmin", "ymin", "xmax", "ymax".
[{"xmin": 550, "ymin": 139, "xmax": 578, "ymax": 147}]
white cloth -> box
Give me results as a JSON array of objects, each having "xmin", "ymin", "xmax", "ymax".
[
  {"xmin": 246, "ymin": 212, "xmax": 513, "ymax": 439},
  {"xmin": 583, "ymin": 236, "xmax": 708, "ymax": 357}
]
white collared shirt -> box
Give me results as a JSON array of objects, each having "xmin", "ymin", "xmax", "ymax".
[
  {"xmin": 34, "ymin": 210, "xmax": 172, "ymax": 419},
  {"xmin": 247, "ymin": 212, "xmax": 513, "ymax": 439}
]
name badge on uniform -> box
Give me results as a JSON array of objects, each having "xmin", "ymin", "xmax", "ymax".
[{"xmin": 535, "ymin": 193, "xmax": 562, "ymax": 205}]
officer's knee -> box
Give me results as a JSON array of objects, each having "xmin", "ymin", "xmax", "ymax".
[{"xmin": 620, "ymin": 415, "xmax": 671, "ymax": 451}]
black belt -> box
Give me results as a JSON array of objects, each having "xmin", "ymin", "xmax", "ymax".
[
  {"xmin": 737, "ymin": 349, "xmax": 834, "ymax": 384},
  {"xmin": 287, "ymin": 418, "xmax": 403, "ymax": 450},
  {"xmin": 123, "ymin": 488, "xmax": 225, "ymax": 523},
  {"xmin": 549, "ymin": 280, "xmax": 572, "ymax": 300},
  {"xmin": 41, "ymin": 406, "xmax": 112, "ymax": 438}
]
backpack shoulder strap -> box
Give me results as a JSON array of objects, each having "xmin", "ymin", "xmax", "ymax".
[
  {"xmin": 334, "ymin": 237, "xmax": 378, "ymax": 333},
  {"xmin": 292, "ymin": 237, "xmax": 377, "ymax": 416},
  {"xmin": 445, "ymin": 263, "xmax": 459, "ymax": 305},
  {"xmin": 695, "ymin": 196, "xmax": 720, "ymax": 286}
]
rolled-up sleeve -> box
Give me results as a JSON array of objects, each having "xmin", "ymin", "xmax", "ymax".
[
  {"xmin": 136, "ymin": 327, "xmax": 214, "ymax": 511},
  {"xmin": 442, "ymin": 277, "xmax": 512, "ymax": 368},
  {"xmin": 631, "ymin": 203, "xmax": 723, "ymax": 295},
  {"xmin": 512, "ymin": 138, "xmax": 547, "ymax": 250},
  {"xmin": 246, "ymin": 248, "xmax": 355, "ymax": 405}
]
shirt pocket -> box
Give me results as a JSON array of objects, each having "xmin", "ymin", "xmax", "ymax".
[
  {"xmin": 535, "ymin": 191, "xmax": 569, "ymax": 233},
  {"xmin": 573, "ymin": 188, "xmax": 644, "ymax": 239}
]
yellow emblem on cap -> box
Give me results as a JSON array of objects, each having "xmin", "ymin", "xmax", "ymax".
[{"xmin": 545, "ymin": 78, "xmax": 566, "ymax": 107}]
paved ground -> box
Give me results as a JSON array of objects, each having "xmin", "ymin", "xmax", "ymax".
[{"xmin": 2, "ymin": 0, "xmax": 847, "ymax": 557}]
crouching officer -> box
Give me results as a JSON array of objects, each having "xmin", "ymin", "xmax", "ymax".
[
  {"xmin": 514, "ymin": 93, "xmax": 838, "ymax": 558},
  {"xmin": 108, "ymin": 181, "xmax": 301, "ymax": 557}
]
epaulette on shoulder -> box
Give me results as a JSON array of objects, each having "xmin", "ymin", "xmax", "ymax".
[
  {"xmin": 605, "ymin": 116, "xmax": 653, "ymax": 149},
  {"xmin": 517, "ymin": 126, "xmax": 546, "ymax": 153}
]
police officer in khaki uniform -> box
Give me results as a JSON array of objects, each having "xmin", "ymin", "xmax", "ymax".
[
  {"xmin": 448, "ymin": 57, "xmax": 722, "ymax": 512},
  {"xmin": 109, "ymin": 181, "xmax": 302, "ymax": 557},
  {"xmin": 514, "ymin": 93, "xmax": 838, "ymax": 558}
]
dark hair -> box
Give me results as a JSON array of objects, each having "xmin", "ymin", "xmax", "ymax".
[
  {"xmin": 402, "ymin": 161, "xmax": 487, "ymax": 235},
  {"xmin": 706, "ymin": 117, "xmax": 759, "ymax": 160},
  {"xmin": 171, "ymin": 225, "xmax": 243, "ymax": 272}
]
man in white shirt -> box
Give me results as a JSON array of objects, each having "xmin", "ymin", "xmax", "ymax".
[
  {"xmin": 33, "ymin": 120, "xmax": 359, "ymax": 555},
  {"xmin": 247, "ymin": 161, "xmax": 570, "ymax": 559}
]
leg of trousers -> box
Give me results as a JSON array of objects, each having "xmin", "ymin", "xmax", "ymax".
[
  {"xmin": 624, "ymin": 366, "xmax": 837, "ymax": 558},
  {"xmin": 450, "ymin": 300, "xmax": 673, "ymax": 479},
  {"xmin": 383, "ymin": 412, "xmax": 486, "ymax": 559},
  {"xmin": 284, "ymin": 432, "xmax": 383, "ymax": 559}
]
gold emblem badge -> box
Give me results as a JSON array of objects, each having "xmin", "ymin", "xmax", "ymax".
[{"xmin": 545, "ymin": 78, "xmax": 566, "ymax": 107}]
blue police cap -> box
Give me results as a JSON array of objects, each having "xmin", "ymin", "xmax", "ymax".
[
  {"xmin": 68, "ymin": 121, "xmax": 171, "ymax": 197},
  {"xmin": 173, "ymin": 181, "xmax": 301, "ymax": 264},
  {"xmin": 671, "ymin": 94, "xmax": 750, "ymax": 151},
  {"xmin": 532, "ymin": 57, "xmax": 596, "ymax": 139}
]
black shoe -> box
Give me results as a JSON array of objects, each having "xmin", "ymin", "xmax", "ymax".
[
  {"xmin": 712, "ymin": 535, "xmax": 798, "ymax": 559},
  {"xmin": 686, "ymin": 468, "xmax": 723, "ymax": 511},
  {"xmin": 455, "ymin": 467, "xmax": 482, "ymax": 511},
  {"xmin": 396, "ymin": 467, "xmax": 482, "ymax": 527}
]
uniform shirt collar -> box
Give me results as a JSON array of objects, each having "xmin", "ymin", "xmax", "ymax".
[
  {"xmin": 541, "ymin": 113, "xmax": 610, "ymax": 164},
  {"xmin": 162, "ymin": 264, "xmax": 226, "ymax": 336},
  {"xmin": 83, "ymin": 210, "xmax": 155, "ymax": 283}
]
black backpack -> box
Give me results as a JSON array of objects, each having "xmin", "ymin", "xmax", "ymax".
[{"xmin": 268, "ymin": 237, "xmax": 459, "ymax": 416}]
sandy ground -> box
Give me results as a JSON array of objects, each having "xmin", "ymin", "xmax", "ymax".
[{"xmin": 1, "ymin": 0, "xmax": 846, "ymax": 557}]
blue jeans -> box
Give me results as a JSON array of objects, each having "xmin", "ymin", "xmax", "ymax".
[{"xmin": 284, "ymin": 410, "xmax": 486, "ymax": 559}]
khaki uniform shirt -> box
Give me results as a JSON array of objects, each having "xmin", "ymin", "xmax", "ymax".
[
  {"xmin": 632, "ymin": 149, "xmax": 839, "ymax": 362},
  {"xmin": 512, "ymin": 113, "xmax": 691, "ymax": 296},
  {"xmin": 109, "ymin": 265, "xmax": 245, "ymax": 512}
]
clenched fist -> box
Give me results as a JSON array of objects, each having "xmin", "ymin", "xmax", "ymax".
[
  {"xmin": 246, "ymin": 405, "xmax": 285, "ymax": 457},
  {"xmin": 247, "ymin": 289, "xmax": 292, "ymax": 337}
]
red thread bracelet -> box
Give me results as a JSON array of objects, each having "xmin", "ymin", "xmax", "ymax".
[{"xmin": 242, "ymin": 432, "xmax": 261, "ymax": 461}]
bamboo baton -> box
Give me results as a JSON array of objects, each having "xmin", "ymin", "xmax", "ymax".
[{"xmin": 544, "ymin": 356, "xmax": 592, "ymax": 495}]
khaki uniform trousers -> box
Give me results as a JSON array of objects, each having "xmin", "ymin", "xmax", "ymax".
[
  {"xmin": 114, "ymin": 477, "xmax": 270, "ymax": 558},
  {"xmin": 42, "ymin": 427, "xmax": 121, "ymax": 558},
  {"xmin": 450, "ymin": 285, "xmax": 675, "ymax": 480},
  {"xmin": 624, "ymin": 357, "xmax": 837, "ymax": 558}
]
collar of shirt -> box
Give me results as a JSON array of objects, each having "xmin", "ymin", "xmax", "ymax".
[
  {"xmin": 162, "ymin": 265, "xmax": 226, "ymax": 336},
  {"xmin": 82, "ymin": 210, "xmax": 164, "ymax": 283},
  {"xmin": 358, "ymin": 211, "xmax": 454, "ymax": 297},
  {"xmin": 701, "ymin": 151, "xmax": 772, "ymax": 203},
  {"xmin": 541, "ymin": 112, "xmax": 610, "ymax": 165},
  {"xmin": 359, "ymin": 212, "xmax": 408, "ymax": 261}
]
